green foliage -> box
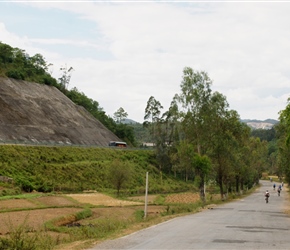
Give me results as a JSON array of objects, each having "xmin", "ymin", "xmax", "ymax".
[
  {"xmin": 114, "ymin": 107, "xmax": 128, "ymax": 123},
  {"xmin": 0, "ymin": 42, "xmax": 58, "ymax": 87},
  {"xmin": 276, "ymin": 101, "xmax": 290, "ymax": 183},
  {"xmin": 143, "ymin": 67, "xmax": 271, "ymax": 200},
  {"xmin": 0, "ymin": 145, "xmax": 193, "ymax": 195},
  {"xmin": 75, "ymin": 207, "xmax": 93, "ymax": 220},
  {"xmin": 134, "ymin": 210, "xmax": 145, "ymax": 222},
  {"xmin": 251, "ymin": 127, "xmax": 276, "ymax": 142},
  {"xmin": 66, "ymin": 87, "xmax": 136, "ymax": 146},
  {"xmin": 108, "ymin": 159, "xmax": 133, "ymax": 196},
  {"xmin": 163, "ymin": 201, "xmax": 203, "ymax": 215}
]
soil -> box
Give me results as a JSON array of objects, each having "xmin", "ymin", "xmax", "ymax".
[{"xmin": 0, "ymin": 192, "xmax": 182, "ymax": 236}]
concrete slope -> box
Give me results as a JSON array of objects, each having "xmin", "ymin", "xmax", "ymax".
[{"xmin": 0, "ymin": 77, "xmax": 120, "ymax": 146}]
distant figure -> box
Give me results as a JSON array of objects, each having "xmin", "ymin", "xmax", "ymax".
[
  {"xmin": 265, "ymin": 190, "xmax": 270, "ymax": 203},
  {"xmin": 273, "ymin": 183, "xmax": 276, "ymax": 190},
  {"xmin": 282, "ymin": 182, "xmax": 284, "ymax": 187},
  {"xmin": 278, "ymin": 186, "xmax": 281, "ymax": 196},
  {"xmin": 270, "ymin": 177, "xmax": 273, "ymax": 182}
]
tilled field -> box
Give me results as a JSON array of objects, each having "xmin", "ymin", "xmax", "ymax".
[{"xmin": 0, "ymin": 192, "xmax": 200, "ymax": 235}]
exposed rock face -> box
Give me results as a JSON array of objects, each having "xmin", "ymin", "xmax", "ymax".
[{"xmin": 0, "ymin": 77, "xmax": 120, "ymax": 146}]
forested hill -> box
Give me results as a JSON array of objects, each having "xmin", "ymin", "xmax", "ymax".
[{"xmin": 0, "ymin": 42, "xmax": 136, "ymax": 146}]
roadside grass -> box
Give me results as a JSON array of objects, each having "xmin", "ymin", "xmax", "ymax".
[{"xmin": 0, "ymin": 193, "xmax": 44, "ymax": 200}]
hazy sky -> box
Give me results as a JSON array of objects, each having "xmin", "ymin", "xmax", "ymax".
[{"xmin": 1, "ymin": 1, "xmax": 290, "ymax": 123}]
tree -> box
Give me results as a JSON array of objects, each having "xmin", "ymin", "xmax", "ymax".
[
  {"xmin": 108, "ymin": 159, "xmax": 132, "ymax": 196},
  {"xmin": 175, "ymin": 140, "xmax": 195, "ymax": 182},
  {"xmin": 113, "ymin": 107, "xmax": 128, "ymax": 124},
  {"xmin": 144, "ymin": 96, "xmax": 163, "ymax": 142},
  {"xmin": 192, "ymin": 154, "xmax": 211, "ymax": 202},
  {"xmin": 58, "ymin": 64, "xmax": 74, "ymax": 90},
  {"xmin": 178, "ymin": 67, "xmax": 212, "ymax": 155},
  {"xmin": 175, "ymin": 68, "xmax": 214, "ymax": 198},
  {"xmin": 276, "ymin": 99, "xmax": 290, "ymax": 183}
]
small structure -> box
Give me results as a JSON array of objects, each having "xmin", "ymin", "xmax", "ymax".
[{"xmin": 108, "ymin": 141, "xmax": 127, "ymax": 147}]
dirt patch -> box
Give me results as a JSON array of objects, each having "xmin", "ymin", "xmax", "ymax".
[
  {"xmin": 0, "ymin": 199, "xmax": 37, "ymax": 210},
  {"xmin": 0, "ymin": 208, "xmax": 82, "ymax": 235},
  {"xmin": 36, "ymin": 196, "xmax": 79, "ymax": 207},
  {"xmin": 0, "ymin": 193, "xmax": 171, "ymax": 236},
  {"xmin": 0, "ymin": 193, "xmax": 156, "ymax": 236},
  {"xmin": 165, "ymin": 192, "xmax": 200, "ymax": 203},
  {"xmin": 66, "ymin": 193, "xmax": 144, "ymax": 206},
  {"xmin": 129, "ymin": 195, "xmax": 158, "ymax": 204}
]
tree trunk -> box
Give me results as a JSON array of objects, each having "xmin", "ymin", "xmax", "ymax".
[
  {"xmin": 199, "ymin": 176, "xmax": 205, "ymax": 203},
  {"xmin": 235, "ymin": 175, "xmax": 239, "ymax": 193}
]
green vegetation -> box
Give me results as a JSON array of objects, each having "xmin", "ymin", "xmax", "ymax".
[
  {"xmin": 0, "ymin": 38, "xmax": 288, "ymax": 250},
  {"xmin": 143, "ymin": 68, "xmax": 271, "ymax": 200},
  {"xmin": 0, "ymin": 40, "xmax": 284, "ymax": 198},
  {"xmin": 276, "ymin": 98, "xmax": 290, "ymax": 183},
  {"xmin": 0, "ymin": 145, "xmax": 193, "ymax": 194}
]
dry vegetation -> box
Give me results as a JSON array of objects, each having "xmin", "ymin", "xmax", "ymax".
[
  {"xmin": 1, "ymin": 186, "xmax": 289, "ymax": 250},
  {"xmin": 0, "ymin": 192, "xmax": 200, "ymax": 233}
]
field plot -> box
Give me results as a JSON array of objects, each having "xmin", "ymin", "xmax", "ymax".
[
  {"xmin": 66, "ymin": 193, "xmax": 144, "ymax": 206},
  {"xmin": 0, "ymin": 191, "xmax": 203, "ymax": 250}
]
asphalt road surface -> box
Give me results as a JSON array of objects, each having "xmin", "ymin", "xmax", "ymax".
[{"xmin": 89, "ymin": 180, "xmax": 290, "ymax": 250}]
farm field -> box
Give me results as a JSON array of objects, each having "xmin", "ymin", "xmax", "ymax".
[{"xmin": 0, "ymin": 191, "xmax": 202, "ymax": 249}]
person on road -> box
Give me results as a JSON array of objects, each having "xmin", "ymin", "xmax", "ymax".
[
  {"xmin": 273, "ymin": 183, "xmax": 276, "ymax": 190},
  {"xmin": 278, "ymin": 187, "xmax": 281, "ymax": 196},
  {"xmin": 265, "ymin": 190, "xmax": 270, "ymax": 203}
]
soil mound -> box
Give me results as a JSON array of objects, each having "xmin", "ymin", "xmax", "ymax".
[{"xmin": 0, "ymin": 77, "xmax": 120, "ymax": 146}]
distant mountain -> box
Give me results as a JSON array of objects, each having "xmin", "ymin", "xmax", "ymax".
[
  {"xmin": 122, "ymin": 118, "xmax": 140, "ymax": 125},
  {"xmin": 241, "ymin": 119, "xmax": 279, "ymax": 130},
  {"xmin": 125, "ymin": 118, "xmax": 279, "ymax": 133}
]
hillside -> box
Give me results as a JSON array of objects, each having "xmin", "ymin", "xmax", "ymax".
[
  {"xmin": 241, "ymin": 119, "xmax": 279, "ymax": 130},
  {"xmin": 0, "ymin": 77, "xmax": 120, "ymax": 146}
]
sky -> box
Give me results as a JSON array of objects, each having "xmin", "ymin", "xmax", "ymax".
[{"xmin": 1, "ymin": 1, "xmax": 290, "ymax": 123}]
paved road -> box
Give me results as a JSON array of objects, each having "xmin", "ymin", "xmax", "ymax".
[{"xmin": 89, "ymin": 180, "xmax": 290, "ymax": 249}]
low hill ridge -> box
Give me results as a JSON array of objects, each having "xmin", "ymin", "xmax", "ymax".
[
  {"xmin": 241, "ymin": 119, "xmax": 279, "ymax": 130},
  {"xmin": 0, "ymin": 77, "xmax": 120, "ymax": 146}
]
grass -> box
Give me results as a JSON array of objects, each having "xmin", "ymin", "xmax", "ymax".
[
  {"xmin": 0, "ymin": 215, "xmax": 57, "ymax": 250},
  {"xmin": 0, "ymin": 193, "xmax": 44, "ymax": 200},
  {"xmin": 0, "ymin": 145, "xmax": 193, "ymax": 194}
]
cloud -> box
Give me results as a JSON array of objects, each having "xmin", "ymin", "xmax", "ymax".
[{"xmin": 1, "ymin": 2, "xmax": 290, "ymax": 122}]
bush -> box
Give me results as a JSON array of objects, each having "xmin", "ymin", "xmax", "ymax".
[{"xmin": 6, "ymin": 70, "xmax": 25, "ymax": 80}]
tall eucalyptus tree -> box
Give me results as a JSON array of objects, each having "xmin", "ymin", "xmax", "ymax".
[
  {"xmin": 178, "ymin": 67, "xmax": 212, "ymax": 155},
  {"xmin": 144, "ymin": 96, "xmax": 163, "ymax": 144},
  {"xmin": 176, "ymin": 67, "xmax": 213, "ymax": 198},
  {"xmin": 276, "ymin": 99, "xmax": 290, "ymax": 183}
]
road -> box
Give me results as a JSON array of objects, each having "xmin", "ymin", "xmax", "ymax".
[{"xmin": 89, "ymin": 180, "xmax": 290, "ymax": 250}]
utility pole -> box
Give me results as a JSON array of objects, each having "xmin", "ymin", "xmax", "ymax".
[{"xmin": 144, "ymin": 172, "xmax": 149, "ymax": 218}]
